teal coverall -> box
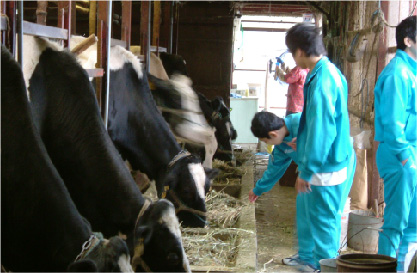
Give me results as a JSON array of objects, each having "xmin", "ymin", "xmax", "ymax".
[
  {"xmin": 253, "ymin": 111, "xmax": 355, "ymax": 269},
  {"xmin": 296, "ymin": 57, "xmax": 355, "ymax": 269},
  {"xmin": 374, "ymin": 49, "xmax": 416, "ymax": 272}
]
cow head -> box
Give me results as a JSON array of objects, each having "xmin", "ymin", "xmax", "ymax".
[
  {"xmin": 68, "ymin": 236, "xmax": 133, "ymax": 272},
  {"xmin": 210, "ymin": 97, "xmax": 237, "ymax": 161},
  {"xmin": 157, "ymin": 152, "xmax": 218, "ymax": 227},
  {"xmin": 159, "ymin": 52, "xmax": 188, "ymax": 77},
  {"xmin": 130, "ymin": 199, "xmax": 191, "ymax": 272}
]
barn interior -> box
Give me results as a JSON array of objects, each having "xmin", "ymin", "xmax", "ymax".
[{"xmin": 2, "ymin": 1, "xmax": 417, "ymax": 272}]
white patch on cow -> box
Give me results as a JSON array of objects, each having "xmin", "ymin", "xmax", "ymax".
[
  {"xmin": 109, "ymin": 46, "xmax": 143, "ymax": 79},
  {"xmin": 187, "ymin": 163, "xmax": 206, "ymax": 199},
  {"xmin": 70, "ymin": 37, "xmax": 143, "ymax": 80},
  {"xmin": 149, "ymin": 52, "xmax": 170, "ymax": 81},
  {"xmin": 158, "ymin": 200, "xmax": 191, "ymax": 273},
  {"xmin": 23, "ymin": 35, "xmax": 63, "ymax": 91},
  {"xmin": 225, "ymin": 121, "xmax": 231, "ymax": 135},
  {"xmin": 118, "ymin": 254, "xmax": 134, "ymax": 272},
  {"xmin": 70, "ymin": 36, "xmax": 98, "ymax": 80},
  {"xmin": 159, "ymin": 199, "xmax": 182, "ymax": 238}
]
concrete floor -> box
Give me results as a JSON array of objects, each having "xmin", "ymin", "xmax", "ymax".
[{"xmin": 253, "ymin": 155, "xmax": 299, "ymax": 272}]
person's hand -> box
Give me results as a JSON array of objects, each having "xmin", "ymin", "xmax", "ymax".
[
  {"xmin": 285, "ymin": 67, "xmax": 291, "ymax": 74},
  {"xmin": 248, "ymin": 189, "xmax": 259, "ymax": 203},
  {"xmin": 287, "ymin": 137, "xmax": 297, "ymax": 151},
  {"xmin": 295, "ymin": 177, "xmax": 311, "ymax": 193},
  {"xmin": 402, "ymin": 158, "xmax": 409, "ymax": 166}
]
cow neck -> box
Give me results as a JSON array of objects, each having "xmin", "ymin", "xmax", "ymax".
[
  {"xmin": 30, "ymin": 49, "xmax": 143, "ymax": 237},
  {"xmin": 2, "ymin": 46, "xmax": 96, "ymax": 271}
]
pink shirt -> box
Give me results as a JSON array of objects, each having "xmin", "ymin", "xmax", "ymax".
[{"xmin": 284, "ymin": 66, "xmax": 309, "ymax": 113}]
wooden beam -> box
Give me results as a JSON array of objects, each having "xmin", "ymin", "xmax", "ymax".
[
  {"xmin": 23, "ymin": 20, "xmax": 68, "ymax": 40},
  {"xmin": 121, "ymin": 0, "xmax": 131, "ymax": 50},
  {"xmin": 140, "ymin": 1, "xmax": 150, "ymax": 72},
  {"xmin": 71, "ymin": 1, "xmax": 76, "ymax": 34},
  {"xmin": 36, "ymin": 1, "xmax": 48, "ymax": 25},
  {"xmin": 6, "ymin": 1, "xmax": 16, "ymax": 56},
  {"xmin": 152, "ymin": 1, "xmax": 161, "ymax": 54}
]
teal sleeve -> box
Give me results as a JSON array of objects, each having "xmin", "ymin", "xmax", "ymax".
[
  {"xmin": 253, "ymin": 148, "xmax": 292, "ymax": 196},
  {"xmin": 298, "ymin": 82, "xmax": 337, "ymax": 182},
  {"xmin": 380, "ymin": 74, "xmax": 411, "ymax": 162}
]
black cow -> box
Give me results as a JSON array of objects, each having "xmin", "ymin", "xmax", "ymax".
[
  {"xmin": 106, "ymin": 46, "xmax": 217, "ymax": 228},
  {"xmin": 1, "ymin": 45, "xmax": 132, "ymax": 272},
  {"xmin": 27, "ymin": 46, "xmax": 190, "ymax": 272}
]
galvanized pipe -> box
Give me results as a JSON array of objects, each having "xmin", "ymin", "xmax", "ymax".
[
  {"xmin": 17, "ymin": 0, "xmax": 23, "ymax": 67},
  {"xmin": 103, "ymin": 0, "xmax": 112, "ymax": 130}
]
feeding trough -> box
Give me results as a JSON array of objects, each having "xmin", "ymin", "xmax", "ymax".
[{"xmin": 186, "ymin": 160, "xmax": 257, "ymax": 273}]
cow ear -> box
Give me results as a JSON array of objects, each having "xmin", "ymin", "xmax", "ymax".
[
  {"xmin": 136, "ymin": 225, "xmax": 153, "ymax": 245},
  {"xmin": 67, "ymin": 259, "xmax": 98, "ymax": 272}
]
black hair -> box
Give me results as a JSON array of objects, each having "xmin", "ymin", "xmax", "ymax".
[
  {"xmin": 251, "ymin": 112, "xmax": 285, "ymax": 139},
  {"xmin": 285, "ymin": 23, "xmax": 327, "ymax": 57},
  {"xmin": 396, "ymin": 15, "xmax": 416, "ymax": 51}
]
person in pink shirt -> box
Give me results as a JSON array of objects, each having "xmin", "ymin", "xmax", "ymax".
[{"xmin": 277, "ymin": 64, "xmax": 309, "ymax": 116}]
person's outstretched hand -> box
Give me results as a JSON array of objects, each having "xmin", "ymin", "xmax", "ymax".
[{"xmin": 248, "ymin": 189, "xmax": 259, "ymax": 203}]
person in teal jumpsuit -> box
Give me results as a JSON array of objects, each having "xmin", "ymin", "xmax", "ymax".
[
  {"xmin": 374, "ymin": 15, "xmax": 416, "ymax": 272},
  {"xmin": 249, "ymin": 111, "xmax": 355, "ymax": 272},
  {"xmin": 284, "ymin": 23, "xmax": 356, "ymax": 271}
]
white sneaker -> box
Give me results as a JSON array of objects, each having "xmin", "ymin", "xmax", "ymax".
[
  {"xmin": 282, "ymin": 253, "xmax": 303, "ymax": 266},
  {"xmin": 297, "ymin": 263, "xmax": 320, "ymax": 272}
]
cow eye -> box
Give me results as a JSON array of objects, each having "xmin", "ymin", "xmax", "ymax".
[{"xmin": 167, "ymin": 252, "xmax": 180, "ymax": 265}]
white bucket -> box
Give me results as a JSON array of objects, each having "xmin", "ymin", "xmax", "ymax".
[{"xmin": 340, "ymin": 197, "xmax": 350, "ymax": 251}]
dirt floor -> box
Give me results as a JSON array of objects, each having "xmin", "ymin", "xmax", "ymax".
[{"xmin": 253, "ymin": 155, "xmax": 299, "ymax": 272}]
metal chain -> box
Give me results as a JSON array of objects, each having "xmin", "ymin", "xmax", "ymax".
[{"xmin": 75, "ymin": 234, "xmax": 97, "ymax": 261}]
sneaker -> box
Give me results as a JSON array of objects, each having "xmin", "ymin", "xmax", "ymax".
[
  {"xmin": 282, "ymin": 253, "xmax": 303, "ymax": 266},
  {"xmin": 297, "ymin": 263, "xmax": 320, "ymax": 273}
]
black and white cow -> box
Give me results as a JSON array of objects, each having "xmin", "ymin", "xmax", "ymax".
[
  {"xmin": 198, "ymin": 94, "xmax": 237, "ymax": 162},
  {"xmin": 1, "ymin": 45, "xmax": 132, "ymax": 272},
  {"xmin": 26, "ymin": 44, "xmax": 190, "ymax": 272},
  {"xmin": 105, "ymin": 46, "xmax": 217, "ymax": 228},
  {"xmin": 71, "ymin": 37, "xmax": 217, "ymax": 228},
  {"xmin": 156, "ymin": 52, "xmax": 237, "ymax": 162},
  {"xmin": 148, "ymin": 73, "xmax": 218, "ymax": 169}
]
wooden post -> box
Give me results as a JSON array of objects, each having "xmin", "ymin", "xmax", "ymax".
[
  {"xmin": 89, "ymin": 1, "xmax": 96, "ymax": 35},
  {"xmin": 140, "ymin": 1, "xmax": 150, "ymax": 72},
  {"xmin": 58, "ymin": 1, "xmax": 71, "ymax": 48},
  {"xmin": 71, "ymin": 1, "xmax": 76, "ymax": 34},
  {"xmin": 172, "ymin": 1, "xmax": 179, "ymax": 55},
  {"xmin": 6, "ymin": 1, "xmax": 16, "ymax": 56},
  {"xmin": 96, "ymin": 1, "xmax": 109, "ymax": 113},
  {"xmin": 121, "ymin": 0, "xmax": 131, "ymax": 50},
  {"xmin": 17, "ymin": 0, "xmax": 23, "ymax": 67},
  {"xmin": 153, "ymin": 1, "xmax": 161, "ymax": 54},
  {"xmin": 36, "ymin": 1, "xmax": 48, "ymax": 25}
]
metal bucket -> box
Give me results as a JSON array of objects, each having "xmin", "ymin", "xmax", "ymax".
[
  {"xmin": 347, "ymin": 210, "xmax": 383, "ymax": 253},
  {"xmin": 336, "ymin": 253, "xmax": 396, "ymax": 272},
  {"xmin": 320, "ymin": 259, "xmax": 337, "ymax": 272}
]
